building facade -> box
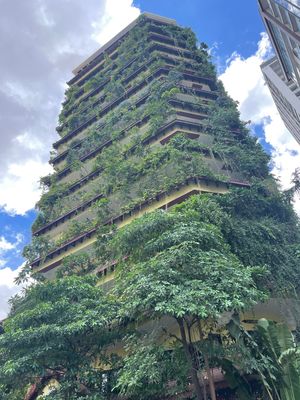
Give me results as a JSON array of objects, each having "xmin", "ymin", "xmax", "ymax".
[
  {"xmin": 258, "ymin": 0, "xmax": 300, "ymax": 83},
  {"xmin": 14, "ymin": 12, "xmax": 300, "ymax": 399},
  {"xmin": 258, "ymin": 0, "xmax": 300, "ymax": 144},
  {"xmin": 26, "ymin": 13, "xmax": 298, "ymax": 333},
  {"xmin": 30, "ymin": 13, "xmax": 253, "ymax": 282},
  {"xmin": 261, "ymin": 56, "xmax": 300, "ymax": 143}
]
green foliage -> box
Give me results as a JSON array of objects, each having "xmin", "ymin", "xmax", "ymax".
[
  {"xmin": 19, "ymin": 14, "xmax": 300, "ymax": 400},
  {"xmin": 93, "ymin": 134, "xmax": 220, "ymax": 225},
  {"xmin": 0, "ymin": 385, "xmax": 27, "ymax": 400},
  {"xmin": 57, "ymin": 17, "xmax": 215, "ymax": 137},
  {"xmin": 111, "ymin": 196, "xmax": 265, "ymax": 319},
  {"xmin": 116, "ymin": 336, "xmax": 188, "ymax": 399},
  {"xmin": 57, "ymin": 219, "xmax": 94, "ymax": 245},
  {"xmin": 0, "ymin": 276, "xmax": 120, "ymax": 399},
  {"xmin": 57, "ymin": 252, "xmax": 95, "ymax": 277},
  {"xmin": 207, "ymin": 90, "xmax": 271, "ymax": 180},
  {"xmin": 34, "ymin": 17, "xmax": 229, "ymax": 236},
  {"xmin": 215, "ymin": 184, "xmax": 300, "ymax": 292},
  {"xmin": 105, "ymin": 195, "xmax": 266, "ymax": 399},
  {"xmin": 284, "ymin": 168, "xmax": 300, "ymax": 204},
  {"xmin": 255, "ymin": 319, "xmax": 300, "ymax": 400},
  {"xmin": 19, "ymin": 236, "xmax": 54, "ymax": 283},
  {"xmin": 83, "ymin": 74, "xmax": 106, "ymax": 93},
  {"xmin": 37, "ymin": 70, "xmax": 183, "ymax": 230},
  {"xmin": 58, "ymin": 20, "xmax": 153, "ymax": 134},
  {"xmin": 34, "ymin": 182, "xmax": 69, "ymax": 230}
]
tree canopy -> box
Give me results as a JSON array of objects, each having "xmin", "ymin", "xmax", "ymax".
[{"xmin": 0, "ymin": 276, "xmax": 119, "ymax": 399}]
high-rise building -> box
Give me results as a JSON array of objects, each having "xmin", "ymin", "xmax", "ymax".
[
  {"xmin": 29, "ymin": 13, "xmax": 253, "ymax": 283},
  {"xmin": 258, "ymin": 0, "xmax": 300, "ymax": 83},
  {"xmin": 261, "ymin": 56, "xmax": 300, "ymax": 143},
  {"xmin": 258, "ymin": 0, "xmax": 300, "ymax": 144},
  {"xmin": 26, "ymin": 13, "xmax": 297, "ymax": 332},
  {"xmin": 13, "ymin": 12, "xmax": 300, "ymax": 399}
]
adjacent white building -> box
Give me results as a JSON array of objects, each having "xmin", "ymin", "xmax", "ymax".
[
  {"xmin": 258, "ymin": 0, "xmax": 300, "ymax": 144},
  {"xmin": 261, "ymin": 56, "xmax": 300, "ymax": 143}
]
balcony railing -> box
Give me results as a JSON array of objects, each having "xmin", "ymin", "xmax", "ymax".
[
  {"xmin": 67, "ymin": 22, "xmax": 197, "ymax": 86},
  {"xmin": 52, "ymin": 98, "xmax": 209, "ymax": 171},
  {"xmin": 54, "ymin": 71, "xmax": 217, "ymax": 153},
  {"xmin": 31, "ymin": 176, "xmax": 250, "ymax": 271},
  {"xmin": 37, "ymin": 119, "xmax": 211, "ymax": 236}
]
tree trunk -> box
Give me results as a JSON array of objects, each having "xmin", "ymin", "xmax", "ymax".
[
  {"xmin": 198, "ymin": 320, "xmax": 217, "ymax": 400},
  {"xmin": 204, "ymin": 355, "xmax": 217, "ymax": 400},
  {"xmin": 199, "ymin": 373, "xmax": 208, "ymax": 400},
  {"xmin": 177, "ymin": 317, "xmax": 203, "ymax": 400}
]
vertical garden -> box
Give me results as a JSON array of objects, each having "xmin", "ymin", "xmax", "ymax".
[{"xmin": 1, "ymin": 13, "xmax": 300, "ymax": 400}]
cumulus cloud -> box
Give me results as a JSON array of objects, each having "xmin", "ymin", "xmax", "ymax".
[
  {"xmin": 0, "ymin": 0, "xmax": 140, "ymax": 319},
  {"xmin": 0, "ymin": 232, "xmax": 24, "ymax": 268},
  {"xmin": 92, "ymin": 0, "xmax": 140, "ymax": 45},
  {"xmin": 219, "ymin": 33, "xmax": 300, "ymax": 213},
  {"xmin": 0, "ymin": 0, "xmax": 140, "ymax": 215},
  {"xmin": 0, "ymin": 264, "xmax": 27, "ymax": 320},
  {"xmin": 0, "ymin": 230, "xmax": 31, "ymax": 320},
  {"xmin": 0, "ymin": 160, "xmax": 52, "ymax": 215},
  {"xmin": 0, "ymin": 236, "xmax": 15, "ymax": 252}
]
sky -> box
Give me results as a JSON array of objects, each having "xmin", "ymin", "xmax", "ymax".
[{"xmin": 0, "ymin": 0, "xmax": 299, "ymax": 319}]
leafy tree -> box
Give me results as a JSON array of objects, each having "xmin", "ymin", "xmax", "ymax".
[
  {"xmin": 115, "ymin": 336, "xmax": 189, "ymax": 399},
  {"xmin": 0, "ymin": 276, "xmax": 119, "ymax": 399},
  {"xmin": 216, "ymin": 183, "xmax": 300, "ymax": 292},
  {"xmin": 57, "ymin": 252, "xmax": 95, "ymax": 277},
  {"xmin": 284, "ymin": 168, "xmax": 300, "ymax": 204},
  {"xmin": 108, "ymin": 195, "xmax": 266, "ymax": 400}
]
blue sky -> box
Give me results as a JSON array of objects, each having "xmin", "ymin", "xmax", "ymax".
[
  {"xmin": 135, "ymin": 0, "xmax": 265, "ymax": 61},
  {"xmin": 0, "ymin": 210, "xmax": 36, "ymax": 269},
  {"xmin": 0, "ymin": 0, "xmax": 299, "ymax": 318},
  {"xmin": 134, "ymin": 0, "xmax": 276, "ymax": 157}
]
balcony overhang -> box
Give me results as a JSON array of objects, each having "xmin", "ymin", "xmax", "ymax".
[
  {"xmin": 31, "ymin": 176, "xmax": 250, "ymax": 274},
  {"xmin": 70, "ymin": 13, "xmax": 176, "ymax": 84}
]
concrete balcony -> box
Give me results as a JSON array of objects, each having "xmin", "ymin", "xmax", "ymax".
[{"xmin": 32, "ymin": 175, "xmax": 250, "ymax": 278}]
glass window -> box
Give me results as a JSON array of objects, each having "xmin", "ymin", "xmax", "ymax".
[
  {"xmin": 274, "ymin": 0, "xmax": 300, "ymax": 18},
  {"xmin": 268, "ymin": 20, "xmax": 296, "ymax": 79}
]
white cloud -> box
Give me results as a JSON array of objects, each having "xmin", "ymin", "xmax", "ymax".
[
  {"xmin": 0, "ymin": 0, "xmax": 141, "ymax": 321},
  {"xmin": 1, "ymin": 0, "xmax": 141, "ymax": 215},
  {"xmin": 219, "ymin": 33, "xmax": 300, "ymax": 214},
  {"xmin": 0, "ymin": 264, "xmax": 25, "ymax": 320},
  {"xmin": 0, "ymin": 232, "xmax": 25, "ymax": 269},
  {"xmin": 0, "ymin": 159, "xmax": 52, "ymax": 215},
  {"xmin": 92, "ymin": 0, "xmax": 140, "ymax": 45},
  {"xmin": 0, "ymin": 236, "xmax": 15, "ymax": 252}
]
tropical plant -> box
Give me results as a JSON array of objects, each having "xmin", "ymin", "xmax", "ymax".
[{"xmin": 256, "ymin": 318, "xmax": 300, "ymax": 400}]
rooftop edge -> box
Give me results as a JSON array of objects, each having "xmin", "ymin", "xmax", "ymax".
[{"xmin": 72, "ymin": 12, "xmax": 177, "ymax": 77}]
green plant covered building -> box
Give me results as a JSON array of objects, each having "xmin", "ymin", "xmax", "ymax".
[
  {"xmin": 5, "ymin": 12, "xmax": 300, "ymax": 400},
  {"xmin": 28, "ymin": 13, "xmax": 262, "ymax": 281}
]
